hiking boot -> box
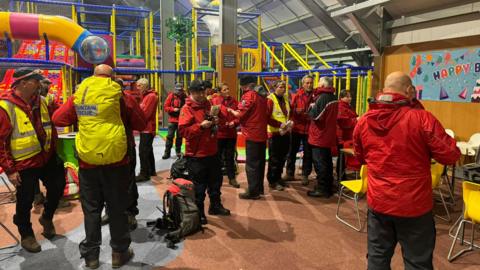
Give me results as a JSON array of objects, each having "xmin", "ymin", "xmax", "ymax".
[
  {"xmin": 301, "ymin": 176, "xmax": 309, "ymax": 186},
  {"xmin": 162, "ymin": 150, "xmax": 171, "ymax": 160},
  {"xmin": 307, "ymin": 189, "xmax": 331, "ymax": 198},
  {"xmin": 282, "ymin": 173, "xmax": 295, "ymax": 182},
  {"xmin": 33, "ymin": 193, "xmax": 45, "ymax": 206},
  {"xmin": 135, "ymin": 174, "xmax": 150, "ymax": 182},
  {"xmin": 39, "ymin": 215, "xmax": 56, "ymax": 239},
  {"xmin": 239, "ymin": 191, "xmax": 261, "ymax": 200},
  {"xmin": 101, "ymin": 214, "xmax": 109, "ymax": 226},
  {"xmin": 57, "ymin": 198, "xmax": 71, "ymax": 209},
  {"xmin": 228, "ymin": 178, "xmax": 240, "ymax": 188},
  {"xmin": 128, "ymin": 215, "xmax": 138, "ymax": 231},
  {"xmin": 208, "ymin": 204, "xmax": 231, "ymax": 216},
  {"xmin": 84, "ymin": 257, "xmax": 100, "ymax": 269},
  {"xmin": 21, "ymin": 235, "xmax": 41, "ymax": 253},
  {"xmin": 112, "ymin": 248, "xmax": 134, "ymax": 268}
]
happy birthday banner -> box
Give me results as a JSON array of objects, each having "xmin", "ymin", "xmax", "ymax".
[{"xmin": 410, "ymin": 48, "xmax": 480, "ymax": 103}]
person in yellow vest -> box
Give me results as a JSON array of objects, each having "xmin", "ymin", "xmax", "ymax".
[
  {"xmin": 266, "ymin": 80, "xmax": 293, "ymax": 191},
  {"xmin": 0, "ymin": 68, "xmax": 66, "ymax": 253},
  {"xmin": 53, "ymin": 65, "xmax": 146, "ymax": 269}
]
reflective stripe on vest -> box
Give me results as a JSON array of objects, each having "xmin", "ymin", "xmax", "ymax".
[
  {"xmin": 0, "ymin": 97, "xmax": 52, "ymax": 161},
  {"xmin": 267, "ymin": 93, "xmax": 290, "ymax": 134}
]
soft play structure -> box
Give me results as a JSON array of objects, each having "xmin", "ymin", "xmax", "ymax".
[{"xmin": 0, "ymin": 12, "xmax": 109, "ymax": 64}]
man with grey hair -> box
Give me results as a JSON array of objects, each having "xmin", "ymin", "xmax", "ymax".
[
  {"xmin": 285, "ymin": 74, "xmax": 314, "ymax": 185},
  {"xmin": 307, "ymin": 76, "xmax": 338, "ymax": 198},
  {"xmin": 135, "ymin": 78, "xmax": 159, "ymax": 182}
]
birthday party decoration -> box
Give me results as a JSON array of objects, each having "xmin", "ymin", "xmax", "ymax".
[{"xmin": 410, "ymin": 48, "xmax": 480, "ymax": 103}]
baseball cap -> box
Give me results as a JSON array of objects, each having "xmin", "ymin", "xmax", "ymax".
[
  {"xmin": 12, "ymin": 68, "xmax": 45, "ymax": 87},
  {"xmin": 175, "ymin": 83, "xmax": 183, "ymax": 90}
]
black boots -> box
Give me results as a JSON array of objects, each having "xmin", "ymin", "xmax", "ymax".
[
  {"xmin": 228, "ymin": 178, "xmax": 240, "ymax": 188},
  {"xmin": 162, "ymin": 148, "xmax": 171, "ymax": 159},
  {"xmin": 39, "ymin": 215, "xmax": 56, "ymax": 239},
  {"xmin": 239, "ymin": 190, "xmax": 261, "ymax": 200},
  {"xmin": 307, "ymin": 185, "xmax": 332, "ymax": 198},
  {"xmin": 208, "ymin": 203, "xmax": 231, "ymax": 216}
]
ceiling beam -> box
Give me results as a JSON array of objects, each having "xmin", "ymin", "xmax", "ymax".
[
  {"xmin": 385, "ymin": 1, "xmax": 480, "ymax": 29},
  {"xmin": 331, "ymin": 0, "xmax": 390, "ymax": 17},
  {"xmin": 298, "ymin": 0, "xmax": 364, "ymax": 65}
]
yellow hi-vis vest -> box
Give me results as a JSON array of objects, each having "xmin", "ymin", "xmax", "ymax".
[
  {"xmin": 0, "ymin": 97, "xmax": 52, "ymax": 161},
  {"xmin": 267, "ymin": 93, "xmax": 290, "ymax": 134},
  {"xmin": 73, "ymin": 76, "xmax": 127, "ymax": 165}
]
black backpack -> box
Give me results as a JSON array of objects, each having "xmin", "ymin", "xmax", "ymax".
[
  {"xmin": 149, "ymin": 178, "xmax": 202, "ymax": 248},
  {"xmin": 170, "ymin": 155, "xmax": 190, "ymax": 180}
]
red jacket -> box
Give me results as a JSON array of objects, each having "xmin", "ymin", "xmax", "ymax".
[
  {"xmin": 290, "ymin": 88, "xmax": 314, "ymax": 134},
  {"xmin": 337, "ymin": 100, "xmax": 358, "ymax": 144},
  {"xmin": 140, "ymin": 90, "xmax": 159, "ymax": 134},
  {"xmin": 267, "ymin": 94, "xmax": 288, "ymax": 138},
  {"xmin": 411, "ymin": 98, "xmax": 425, "ymax": 109},
  {"xmin": 308, "ymin": 87, "xmax": 339, "ymax": 148},
  {"xmin": 52, "ymin": 93, "xmax": 146, "ymax": 169},
  {"xmin": 353, "ymin": 93, "xmax": 460, "ymax": 217},
  {"xmin": 237, "ymin": 89, "xmax": 268, "ymax": 142},
  {"xmin": 0, "ymin": 92, "xmax": 52, "ymax": 175},
  {"xmin": 211, "ymin": 95, "xmax": 239, "ymax": 139},
  {"xmin": 164, "ymin": 91, "xmax": 186, "ymax": 123},
  {"xmin": 124, "ymin": 89, "xmax": 141, "ymax": 104},
  {"xmin": 178, "ymin": 97, "xmax": 221, "ymax": 157}
]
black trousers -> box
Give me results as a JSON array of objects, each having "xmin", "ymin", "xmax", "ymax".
[
  {"xmin": 79, "ymin": 165, "xmax": 131, "ymax": 259},
  {"xmin": 127, "ymin": 146, "xmax": 139, "ymax": 215},
  {"xmin": 14, "ymin": 154, "xmax": 66, "ymax": 237},
  {"xmin": 165, "ymin": 122, "xmax": 182, "ymax": 153},
  {"xmin": 312, "ymin": 146, "xmax": 334, "ymax": 194},
  {"xmin": 267, "ymin": 135, "xmax": 290, "ymax": 185},
  {"xmin": 245, "ymin": 140, "xmax": 266, "ymax": 196},
  {"xmin": 218, "ymin": 138, "xmax": 237, "ymax": 180},
  {"xmin": 286, "ymin": 132, "xmax": 312, "ymax": 177},
  {"xmin": 186, "ymin": 155, "xmax": 223, "ymax": 210},
  {"xmin": 139, "ymin": 133, "xmax": 156, "ymax": 177},
  {"xmin": 367, "ymin": 209, "xmax": 435, "ymax": 270}
]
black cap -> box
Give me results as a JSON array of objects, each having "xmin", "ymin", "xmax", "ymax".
[
  {"xmin": 189, "ymin": 79, "xmax": 205, "ymax": 92},
  {"xmin": 12, "ymin": 68, "xmax": 45, "ymax": 87},
  {"xmin": 239, "ymin": 76, "xmax": 256, "ymax": 86}
]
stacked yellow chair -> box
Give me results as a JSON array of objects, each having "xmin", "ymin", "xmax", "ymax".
[
  {"xmin": 431, "ymin": 161, "xmax": 451, "ymax": 221},
  {"xmin": 336, "ymin": 165, "xmax": 367, "ymax": 231},
  {"xmin": 448, "ymin": 181, "xmax": 480, "ymax": 261}
]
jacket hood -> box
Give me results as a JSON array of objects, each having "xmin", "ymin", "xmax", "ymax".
[
  {"xmin": 365, "ymin": 93, "xmax": 411, "ymax": 134},
  {"xmin": 315, "ymin": 86, "xmax": 336, "ymax": 94},
  {"xmin": 186, "ymin": 96, "xmax": 210, "ymax": 110}
]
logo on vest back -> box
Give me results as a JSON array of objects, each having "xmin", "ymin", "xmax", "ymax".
[{"xmin": 75, "ymin": 104, "xmax": 98, "ymax": 116}]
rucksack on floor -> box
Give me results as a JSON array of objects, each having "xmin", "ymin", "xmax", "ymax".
[
  {"xmin": 149, "ymin": 178, "xmax": 202, "ymax": 248},
  {"xmin": 170, "ymin": 155, "xmax": 190, "ymax": 180}
]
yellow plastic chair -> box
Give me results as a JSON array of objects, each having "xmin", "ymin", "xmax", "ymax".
[
  {"xmin": 336, "ymin": 165, "xmax": 367, "ymax": 231},
  {"xmin": 447, "ymin": 181, "xmax": 480, "ymax": 261},
  {"xmin": 432, "ymin": 162, "xmax": 451, "ymax": 221}
]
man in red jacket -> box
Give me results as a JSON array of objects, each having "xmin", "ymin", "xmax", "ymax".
[
  {"xmin": 136, "ymin": 78, "xmax": 159, "ymax": 182},
  {"xmin": 0, "ymin": 68, "xmax": 66, "ymax": 253},
  {"xmin": 307, "ymin": 77, "xmax": 338, "ymax": 198},
  {"xmin": 53, "ymin": 65, "xmax": 146, "ymax": 268},
  {"xmin": 285, "ymin": 74, "xmax": 314, "ymax": 186},
  {"xmin": 336, "ymin": 90, "xmax": 358, "ymax": 179},
  {"xmin": 179, "ymin": 79, "xmax": 231, "ymax": 225},
  {"xmin": 353, "ymin": 71, "xmax": 460, "ymax": 270},
  {"xmin": 162, "ymin": 83, "xmax": 186, "ymax": 159},
  {"xmin": 211, "ymin": 82, "xmax": 240, "ymax": 188},
  {"xmin": 231, "ymin": 76, "xmax": 269, "ymax": 200}
]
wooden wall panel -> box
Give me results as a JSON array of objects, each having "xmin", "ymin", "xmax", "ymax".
[{"xmin": 377, "ymin": 36, "xmax": 480, "ymax": 141}]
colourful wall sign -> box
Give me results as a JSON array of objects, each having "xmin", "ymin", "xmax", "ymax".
[{"xmin": 410, "ymin": 48, "xmax": 480, "ymax": 103}]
